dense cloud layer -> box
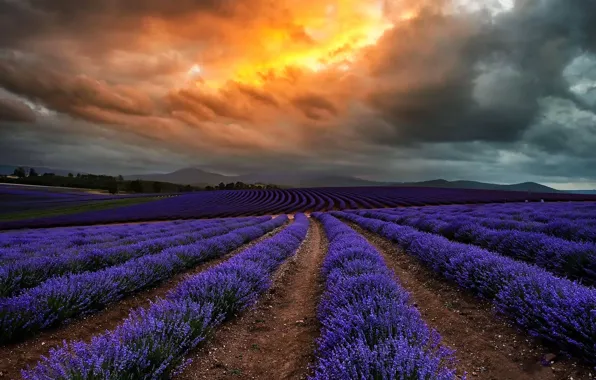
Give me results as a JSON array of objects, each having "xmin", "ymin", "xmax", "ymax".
[{"xmin": 1, "ymin": 0, "xmax": 595, "ymax": 188}]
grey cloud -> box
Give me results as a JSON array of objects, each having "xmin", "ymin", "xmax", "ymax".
[
  {"xmin": 0, "ymin": 97, "xmax": 36, "ymax": 122},
  {"xmin": 291, "ymin": 93, "xmax": 339, "ymax": 120},
  {"xmin": 359, "ymin": 0, "xmax": 596, "ymax": 148}
]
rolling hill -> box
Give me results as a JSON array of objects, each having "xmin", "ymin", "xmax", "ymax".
[{"xmin": 125, "ymin": 167, "xmax": 561, "ymax": 193}]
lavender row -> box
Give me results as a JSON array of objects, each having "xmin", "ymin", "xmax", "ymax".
[
  {"xmin": 380, "ymin": 206, "xmax": 596, "ymax": 246},
  {"xmin": 311, "ymin": 213, "xmax": 456, "ymax": 379},
  {"xmin": 0, "ymin": 217, "xmax": 243, "ymax": 256},
  {"xmin": 0, "ymin": 216, "xmax": 287, "ymax": 344},
  {"xmin": 381, "ymin": 204, "xmax": 596, "ymax": 242},
  {"xmin": 403, "ymin": 202, "xmax": 596, "ymax": 225},
  {"xmin": 22, "ymin": 214, "xmax": 309, "ymax": 379},
  {"xmin": 442, "ymin": 214, "xmax": 596, "ymax": 243},
  {"xmin": 0, "ymin": 218, "xmax": 260, "ymax": 264},
  {"xmin": 0, "ymin": 217, "xmax": 269, "ymax": 298},
  {"xmin": 0, "ymin": 220, "xmax": 196, "ymax": 260},
  {"xmin": 336, "ymin": 212, "xmax": 596, "ymax": 364},
  {"xmin": 357, "ymin": 209, "xmax": 596, "ymax": 285}
]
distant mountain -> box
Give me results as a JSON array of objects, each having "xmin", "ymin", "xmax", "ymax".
[
  {"xmin": 236, "ymin": 171, "xmax": 380, "ymax": 187},
  {"xmin": 126, "ymin": 168, "xmax": 229, "ymax": 186},
  {"xmin": 124, "ymin": 167, "xmax": 560, "ymax": 193},
  {"xmin": 127, "ymin": 168, "xmax": 380, "ymax": 188},
  {"xmin": 397, "ymin": 179, "xmax": 559, "ymax": 193}
]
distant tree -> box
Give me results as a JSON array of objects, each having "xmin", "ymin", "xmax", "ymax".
[
  {"xmin": 205, "ymin": 185, "xmax": 214, "ymax": 191},
  {"xmin": 68, "ymin": 173, "xmax": 74, "ymax": 178},
  {"xmin": 13, "ymin": 167, "xmax": 26, "ymax": 178},
  {"xmin": 129, "ymin": 180, "xmax": 143, "ymax": 193},
  {"xmin": 29, "ymin": 168, "xmax": 38, "ymax": 177},
  {"xmin": 152, "ymin": 181, "xmax": 162, "ymax": 193},
  {"xmin": 117, "ymin": 175, "xmax": 124, "ymax": 181},
  {"xmin": 107, "ymin": 181, "xmax": 118, "ymax": 194},
  {"xmin": 225, "ymin": 182, "xmax": 235, "ymax": 190},
  {"xmin": 42, "ymin": 172, "xmax": 55, "ymax": 177},
  {"xmin": 218, "ymin": 182, "xmax": 226, "ymax": 190}
]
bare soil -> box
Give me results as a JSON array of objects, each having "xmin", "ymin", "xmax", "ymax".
[
  {"xmin": 176, "ymin": 219, "xmax": 328, "ymax": 380},
  {"xmin": 348, "ymin": 222, "xmax": 595, "ymax": 380},
  {"xmin": 0, "ymin": 224, "xmax": 288, "ymax": 380}
]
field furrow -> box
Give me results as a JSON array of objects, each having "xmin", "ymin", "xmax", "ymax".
[{"xmin": 176, "ymin": 217, "xmax": 327, "ymax": 380}]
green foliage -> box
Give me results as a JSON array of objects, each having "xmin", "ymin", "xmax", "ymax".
[
  {"xmin": 1, "ymin": 169, "xmax": 281, "ymax": 193},
  {"xmin": 12, "ymin": 167, "xmax": 26, "ymax": 178},
  {"xmin": 152, "ymin": 181, "xmax": 162, "ymax": 193}
]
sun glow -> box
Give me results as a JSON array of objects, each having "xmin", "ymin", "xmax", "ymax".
[
  {"xmin": 187, "ymin": 1, "xmax": 412, "ymax": 88},
  {"xmin": 187, "ymin": 64, "xmax": 202, "ymax": 77}
]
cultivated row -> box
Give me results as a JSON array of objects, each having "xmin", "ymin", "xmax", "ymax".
[
  {"xmin": 311, "ymin": 213, "xmax": 456, "ymax": 379},
  {"xmin": 0, "ymin": 217, "xmax": 269, "ymax": 297},
  {"xmin": 355, "ymin": 209, "xmax": 596, "ymax": 285}
]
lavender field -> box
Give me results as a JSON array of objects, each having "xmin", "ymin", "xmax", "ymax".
[
  {"xmin": 0, "ymin": 193, "xmax": 595, "ymax": 379},
  {"xmin": 1, "ymin": 185, "xmax": 595, "ymax": 230}
]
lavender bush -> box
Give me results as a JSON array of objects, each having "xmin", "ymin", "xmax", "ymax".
[{"xmin": 311, "ymin": 213, "xmax": 457, "ymax": 379}]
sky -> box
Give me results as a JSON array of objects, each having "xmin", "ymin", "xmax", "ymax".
[{"xmin": 1, "ymin": 0, "xmax": 596, "ymax": 189}]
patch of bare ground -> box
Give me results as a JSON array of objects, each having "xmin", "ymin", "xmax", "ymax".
[
  {"xmin": 346, "ymin": 222, "xmax": 595, "ymax": 380},
  {"xmin": 176, "ymin": 219, "xmax": 327, "ymax": 380},
  {"xmin": 0, "ymin": 223, "xmax": 288, "ymax": 380}
]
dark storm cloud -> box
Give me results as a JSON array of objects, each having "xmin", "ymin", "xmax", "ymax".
[
  {"xmin": 0, "ymin": 57, "xmax": 155, "ymax": 122},
  {"xmin": 359, "ymin": 0, "xmax": 596, "ymax": 148},
  {"xmin": 0, "ymin": 0, "xmax": 257, "ymax": 46}
]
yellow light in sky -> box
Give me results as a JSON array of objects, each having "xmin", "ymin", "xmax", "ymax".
[
  {"xmin": 188, "ymin": 1, "xmax": 412, "ymax": 88},
  {"xmin": 188, "ymin": 64, "xmax": 202, "ymax": 77}
]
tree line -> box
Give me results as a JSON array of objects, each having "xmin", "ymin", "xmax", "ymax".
[{"xmin": 3, "ymin": 167, "xmax": 280, "ymax": 194}]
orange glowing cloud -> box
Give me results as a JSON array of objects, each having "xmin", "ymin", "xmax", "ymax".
[{"xmin": 174, "ymin": 0, "xmax": 416, "ymax": 88}]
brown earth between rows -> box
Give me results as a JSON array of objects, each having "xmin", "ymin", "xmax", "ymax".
[
  {"xmin": 176, "ymin": 218, "xmax": 328, "ymax": 380},
  {"xmin": 0, "ymin": 223, "xmax": 288, "ymax": 380},
  {"xmin": 347, "ymin": 222, "xmax": 595, "ymax": 380}
]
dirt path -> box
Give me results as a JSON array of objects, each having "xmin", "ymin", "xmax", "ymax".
[
  {"xmin": 348, "ymin": 222, "xmax": 594, "ymax": 380},
  {"xmin": 176, "ymin": 219, "xmax": 328, "ymax": 380},
  {"xmin": 0, "ymin": 224, "xmax": 288, "ymax": 380}
]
